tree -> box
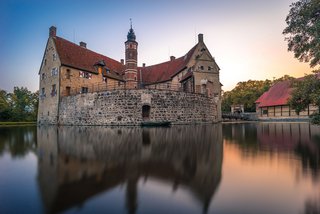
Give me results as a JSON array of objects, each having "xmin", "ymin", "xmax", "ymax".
[
  {"xmin": 0, "ymin": 87, "xmax": 39, "ymax": 122},
  {"xmin": 288, "ymin": 73, "xmax": 320, "ymax": 115},
  {"xmin": 283, "ymin": 0, "xmax": 320, "ymax": 67},
  {"xmin": 0, "ymin": 90, "xmax": 12, "ymax": 121},
  {"xmin": 222, "ymin": 79, "xmax": 272, "ymax": 112}
]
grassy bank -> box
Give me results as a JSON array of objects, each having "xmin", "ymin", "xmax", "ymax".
[{"xmin": 0, "ymin": 121, "xmax": 37, "ymax": 126}]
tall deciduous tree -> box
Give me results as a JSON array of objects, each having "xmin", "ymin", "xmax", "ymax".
[{"xmin": 283, "ymin": 0, "xmax": 320, "ymax": 67}]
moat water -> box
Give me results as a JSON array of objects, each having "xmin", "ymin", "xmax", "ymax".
[{"xmin": 0, "ymin": 122, "xmax": 319, "ymax": 214}]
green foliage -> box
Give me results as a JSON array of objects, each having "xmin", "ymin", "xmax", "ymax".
[
  {"xmin": 222, "ymin": 75, "xmax": 296, "ymax": 112},
  {"xmin": 288, "ymin": 73, "xmax": 320, "ymax": 115},
  {"xmin": 310, "ymin": 113, "xmax": 320, "ymax": 125},
  {"xmin": 0, "ymin": 87, "xmax": 38, "ymax": 122},
  {"xmin": 0, "ymin": 90, "xmax": 12, "ymax": 121},
  {"xmin": 283, "ymin": 0, "xmax": 320, "ymax": 67},
  {"xmin": 222, "ymin": 79, "xmax": 273, "ymax": 112}
]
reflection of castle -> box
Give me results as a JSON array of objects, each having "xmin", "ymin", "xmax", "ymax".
[{"xmin": 37, "ymin": 125, "xmax": 223, "ymax": 213}]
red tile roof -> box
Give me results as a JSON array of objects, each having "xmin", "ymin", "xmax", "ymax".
[
  {"xmin": 256, "ymin": 73, "xmax": 320, "ymax": 108},
  {"xmin": 138, "ymin": 44, "xmax": 198, "ymax": 84},
  {"xmin": 255, "ymin": 81, "xmax": 292, "ymax": 107},
  {"xmin": 53, "ymin": 36, "xmax": 199, "ymax": 84},
  {"xmin": 54, "ymin": 37, "xmax": 125, "ymax": 75}
]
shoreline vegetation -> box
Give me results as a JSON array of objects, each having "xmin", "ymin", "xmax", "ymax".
[{"xmin": 0, "ymin": 121, "xmax": 37, "ymax": 126}]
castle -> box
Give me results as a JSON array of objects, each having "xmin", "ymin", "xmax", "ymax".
[{"xmin": 38, "ymin": 25, "xmax": 222, "ymax": 125}]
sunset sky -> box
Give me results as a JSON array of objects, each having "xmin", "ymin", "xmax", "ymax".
[{"xmin": 0, "ymin": 0, "xmax": 314, "ymax": 92}]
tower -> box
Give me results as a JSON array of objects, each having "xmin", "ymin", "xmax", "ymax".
[{"xmin": 124, "ymin": 21, "xmax": 138, "ymax": 88}]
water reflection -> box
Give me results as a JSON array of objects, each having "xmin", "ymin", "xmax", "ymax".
[
  {"xmin": 223, "ymin": 122, "xmax": 320, "ymax": 179},
  {"xmin": 0, "ymin": 126, "xmax": 36, "ymax": 157},
  {"xmin": 37, "ymin": 125, "xmax": 223, "ymax": 214}
]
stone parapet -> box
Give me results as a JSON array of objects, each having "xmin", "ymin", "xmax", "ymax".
[{"xmin": 57, "ymin": 89, "xmax": 218, "ymax": 126}]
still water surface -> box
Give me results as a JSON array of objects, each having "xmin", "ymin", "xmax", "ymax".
[{"xmin": 0, "ymin": 123, "xmax": 319, "ymax": 214}]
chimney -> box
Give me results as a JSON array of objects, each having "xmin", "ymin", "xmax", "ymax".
[
  {"xmin": 121, "ymin": 59, "xmax": 124, "ymax": 65},
  {"xmin": 142, "ymin": 63, "xmax": 146, "ymax": 67},
  {"xmin": 49, "ymin": 26, "xmax": 56, "ymax": 37},
  {"xmin": 198, "ymin": 33, "xmax": 204, "ymax": 43},
  {"xmin": 170, "ymin": 56, "xmax": 175, "ymax": 61},
  {"xmin": 79, "ymin": 41, "xmax": 87, "ymax": 48}
]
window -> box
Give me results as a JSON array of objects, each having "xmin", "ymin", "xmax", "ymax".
[
  {"xmin": 66, "ymin": 69, "xmax": 71, "ymax": 79},
  {"xmin": 40, "ymin": 88, "xmax": 46, "ymax": 98},
  {"xmin": 79, "ymin": 71, "xmax": 92, "ymax": 79},
  {"xmin": 81, "ymin": 87, "xmax": 88, "ymax": 93},
  {"xmin": 41, "ymin": 73, "xmax": 45, "ymax": 80},
  {"xmin": 262, "ymin": 109, "xmax": 268, "ymax": 115},
  {"xmin": 103, "ymin": 77, "xmax": 107, "ymax": 83},
  {"xmin": 200, "ymin": 66, "xmax": 204, "ymax": 70},
  {"xmin": 66, "ymin": 86, "xmax": 71, "ymax": 96},
  {"xmin": 53, "ymin": 53, "xmax": 57, "ymax": 61},
  {"xmin": 51, "ymin": 84, "xmax": 57, "ymax": 96},
  {"xmin": 51, "ymin": 67, "xmax": 58, "ymax": 76},
  {"xmin": 44, "ymin": 59, "xmax": 47, "ymax": 66},
  {"xmin": 208, "ymin": 66, "xmax": 212, "ymax": 71}
]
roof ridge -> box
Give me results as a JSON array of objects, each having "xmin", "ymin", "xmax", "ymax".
[
  {"xmin": 54, "ymin": 36, "xmax": 122, "ymax": 65},
  {"xmin": 138, "ymin": 43, "xmax": 198, "ymax": 69}
]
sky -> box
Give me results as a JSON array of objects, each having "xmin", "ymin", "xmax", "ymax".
[{"xmin": 0, "ymin": 0, "xmax": 315, "ymax": 92}]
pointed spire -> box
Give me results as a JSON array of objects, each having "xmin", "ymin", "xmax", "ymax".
[{"xmin": 127, "ymin": 19, "xmax": 136, "ymax": 42}]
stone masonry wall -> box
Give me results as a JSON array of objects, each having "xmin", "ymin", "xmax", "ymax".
[{"xmin": 59, "ymin": 89, "xmax": 218, "ymax": 125}]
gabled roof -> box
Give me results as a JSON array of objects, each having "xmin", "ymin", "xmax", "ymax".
[
  {"xmin": 53, "ymin": 36, "xmax": 125, "ymax": 75},
  {"xmin": 255, "ymin": 81, "xmax": 292, "ymax": 107},
  {"xmin": 53, "ymin": 36, "xmax": 200, "ymax": 84},
  {"xmin": 256, "ymin": 73, "xmax": 320, "ymax": 108},
  {"xmin": 139, "ymin": 44, "xmax": 198, "ymax": 84}
]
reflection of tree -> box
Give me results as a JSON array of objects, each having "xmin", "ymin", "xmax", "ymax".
[
  {"xmin": 222, "ymin": 123, "xmax": 258, "ymax": 150},
  {"xmin": 223, "ymin": 123, "xmax": 320, "ymax": 178},
  {"xmin": 295, "ymin": 141, "xmax": 320, "ymax": 179},
  {"xmin": 0, "ymin": 126, "xmax": 36, "ymax": 157},
  {"xmin": 303, "ymin": 195, "xmax": 320, "ymax": 214}
]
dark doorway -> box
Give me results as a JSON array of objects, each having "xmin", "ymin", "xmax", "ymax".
[{"xmin": 142, "ymin": 105, "xmax": 151, "ymax": 120}]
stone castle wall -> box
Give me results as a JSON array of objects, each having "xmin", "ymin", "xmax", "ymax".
[{"xmin": 58, "ymin": 89, "xmax": 218, "ymax": 125}]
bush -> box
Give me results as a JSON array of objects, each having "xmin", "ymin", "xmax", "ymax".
[{"xmin": 310, "ymin": 113, "xmax": 320, "ymax": 125}]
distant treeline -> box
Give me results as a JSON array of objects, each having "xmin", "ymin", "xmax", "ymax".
[
  {"xmin": 222, "ymin": 75, "xmax": 294, "ymax": 112},
  {"xmin": 0, "ymin": 87, "xmax": 38, "ymax": 122}
]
